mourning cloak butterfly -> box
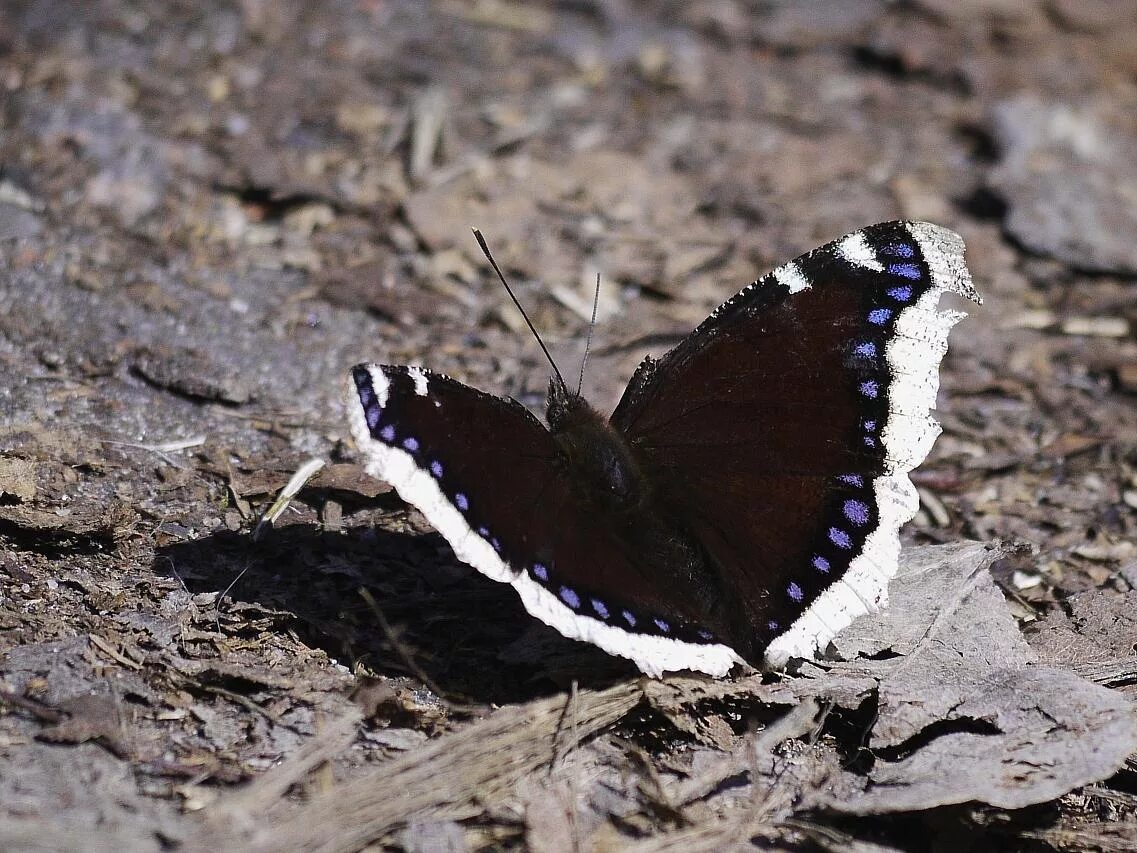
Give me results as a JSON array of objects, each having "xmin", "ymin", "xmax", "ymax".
[{"xmin": 347, "ymin": 221, "xmax": 979, "ymax": 677}]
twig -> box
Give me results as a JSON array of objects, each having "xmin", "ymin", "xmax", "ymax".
[
  {"xmin": 253, "ymin": 457, "xmax": 325, "ymax": 541},
  {"xmin": 193, "ymin": 681, "xmax": 643, "ymax": 853},
  {"xmin": 356, "ymin": 586, "xmax": 453, "ymax": 709},
  {"xmin": 89, "ymin": 634, "xmax": 144, "ymax": 670},
  {"xmin": 211, "ymin": 710, "xmax": 364, "ymax": 823},
  {"xmin": 102, "ymin": 435, "xmax": 206, "ymax": 453}
]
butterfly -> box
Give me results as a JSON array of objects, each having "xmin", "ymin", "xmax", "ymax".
[{"xmin": 347, "ymin": 221, "xmax": 979, "ymax": 677}]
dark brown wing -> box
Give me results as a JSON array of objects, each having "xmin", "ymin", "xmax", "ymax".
[
  {"xmin": 609, "ymin": 221, "xmax": 978, "ymax": 664},
  {"xmin": 348, "ymin": 364, "xmax": 742, "ymax": 676}
]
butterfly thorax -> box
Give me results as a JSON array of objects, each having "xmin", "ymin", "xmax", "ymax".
[
  {"xmin": 546, "ymin": 377, "xmax": 740, "ymax": 640},
  {"xmin": 546, "ymin": 379, "xmax": 643, "ymax": 509}
]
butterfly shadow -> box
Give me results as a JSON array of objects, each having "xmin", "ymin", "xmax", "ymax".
[{"xmin": 153, "ymin": 511, "xmax": 636, "ymax": 707}]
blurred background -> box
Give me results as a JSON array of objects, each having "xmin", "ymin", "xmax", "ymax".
[{"xmin": 2, "ymin": 1, "xmax": 1136, "ymax": 849}]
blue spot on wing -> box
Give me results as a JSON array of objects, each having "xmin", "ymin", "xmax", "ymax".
[
  {"xmin": 844, "ymin": 499, "xmax": 870, "ymax": 526},
  {"xmin": 829, "ymin": 527, "xmax": 853, "ymax": 549},
  {"xmin": 888, "ymin": 262, "xmax": 922, "ymax": 280}
]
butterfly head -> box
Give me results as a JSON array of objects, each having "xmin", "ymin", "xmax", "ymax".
[
  {"xmin": 546, "ymin": 376, "xmax": 645, "ymax": 508},
  {"xmin": 545, "ymin": 375, "xmax": 582, "ymax": 432}
]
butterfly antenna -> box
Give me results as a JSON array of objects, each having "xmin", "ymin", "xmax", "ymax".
[
  {"xmin": 576, "ymin": 271, "xmax": 601, "ymax": 396},
  {"xmin": 472, "ymin": 228, "xmax": 566, "ymax": 389}
]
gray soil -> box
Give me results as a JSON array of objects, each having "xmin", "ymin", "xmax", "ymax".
[{"xmin": 2, "ymin": 2, "xmax": 1137, "ymax": 851}]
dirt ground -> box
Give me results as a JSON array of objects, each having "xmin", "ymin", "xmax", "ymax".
[{"xmin": 2, "ymin": 2, "xmax": 1137, "ymax": 851}]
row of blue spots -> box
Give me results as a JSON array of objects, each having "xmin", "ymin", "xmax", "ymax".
[
  {"xmin": 531, "ymin": 563, "xmax": 712, "ymax": 643},
  {"xmin": 848, "ymin": 242, "xmax": 918, "ymax": 418},
  {"xmin": 411, "ymin": 467, "xmax": 716, "ymax": 641},
  {"xmin": 371, "ymin": 414, "xmax": 485, "ymax": 555},
  {"xmin": 378, "ymin": 423, "xmax": 427, "ymax": 472},
  {"xmin": 863, "ymin": 416, "xmax": 878, "ymax": 449},
  {"xmin": 356, "ymin": 376, "xmax": 382, "ymax": 430},
  {"xmin": 392, "ymin": 423, "xmax": 478, "ymax": 544},
  {"xmin": 371, "ymin": 413, "xmax": 459, "ymax": 513},
  {"xmin": 798, "ymin": 232, "xmax": 901, "ymax": 613},
  {"xmin": 822, "ymin": 500, "xmax": 871, "ymax": 554},
  {"xmin": 858, "ymin": 240, "xmax": 919, "ymax": 330},
  {"xmin": 883, "ymin": 242, "xmax": 920, "ymax": 283},
  {"xmin": 476, "ymin": 526, "xmax": 502, "ymax": 554},
  {"xmin": 555, "ymin": 579, "xmax": 658, "ymax": 631},
  {"xmin": 877, "ymin": 248, "xmax": 917, "ymax": 325},
  {"xmin": 800, "ymin": 476, "xmax": 875, "ymax": 595},
  {"xmin": 794, "ymin": 499, "xmax": 874, "ymax": 600},
  {"xmin": 549, "ymin": 572, "xmax": 619, "ymax": 624},
  {"xmin": 364, "ymin": 399, "xmax": 381, "ymax": 430}
]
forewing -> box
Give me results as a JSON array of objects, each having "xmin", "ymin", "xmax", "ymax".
[
  {"xmin": 609, "ymin": 221, "xmax": 979, "ymax": 665},
  {"xmin": 348, "ymin": 364, "xmax": 743, "ymax": 676}
]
